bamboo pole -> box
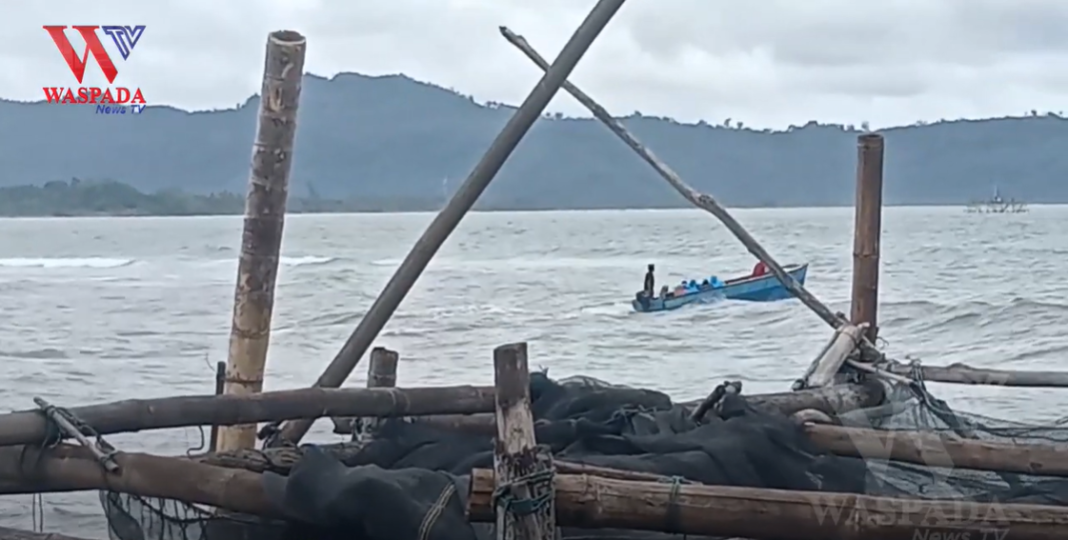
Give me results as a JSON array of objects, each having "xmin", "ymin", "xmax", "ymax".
[
  {"xmin": 851, "ymin": 134, "xmax": 884, "ymax": 342},
  {"xmin": 497, "ymin": 26, "xmax": 849, "ymax": 335},
  {"xmin": 275, "ymin": 0, "xmax": 628, "ymax": 446},
  {"xmin": 354, "ymin": 346, "xmax": 399, "ymax": 440},
  {"xmin": 218, "ymin": 30, "xmax": 306, "ymax": 452},
  {"xmin": 468, "ymin": 470, "xmax": 1068, "ymax": 539},
  {"xmin": 0, "ymin": 385, "xmax": 494, "ymax": 447},
  {"xmin": 805, "ymin": 423, "xmax": 1068, "ymax": 477},
  {"xmin": 867, "ymin": 360, "xmax": 1068, "ymax": 387},
  {"xmin": 0, "ymin": 444, "xmax": 273, "ymax": 516},
  {"xmin": 794, "ymin": 323, "xmax": 866, "ymax": 390}
]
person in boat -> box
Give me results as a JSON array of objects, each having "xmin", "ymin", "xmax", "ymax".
[
  {"xmin": 660, "ymin": 285, "xmax": 671, "ymax": 298},
  {"xmin": 700, "ymin": 278, "xmax": 710, "ymax": 289},
  {"xmin": 752, "ymin": 261, "xmax": 768, "ymax": 277},
  {"xmin": 643, "ymin": 264, "xmax": 656, "ymax": 297},
  {"xmin": 674, "ymin": 281, "xmax": 688, "ymax": 296}
]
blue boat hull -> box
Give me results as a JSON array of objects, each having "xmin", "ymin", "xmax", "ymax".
[{"xmin": 631, "ymin": 264, "xmax": 809, "ymax": 313}]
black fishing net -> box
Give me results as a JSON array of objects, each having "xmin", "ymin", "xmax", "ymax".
[{"xmin": 95, "ymin": 371, "xmax": 1068, "ymax": 540}]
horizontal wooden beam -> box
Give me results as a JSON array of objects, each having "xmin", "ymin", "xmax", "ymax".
[
  {"xmin": 0, "ymin": 385, "xmax": 494, "ymax": 447},
  {"xmin": 468, "ymin": 469, "xmax": 1068, "ymax": 539}
]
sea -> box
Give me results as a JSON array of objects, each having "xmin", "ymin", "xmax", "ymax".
[{"xmin": 1, "ymin": 207, "xmax": 1067, "ymax": 537}]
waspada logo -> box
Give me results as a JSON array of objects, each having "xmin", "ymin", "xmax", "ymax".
[{"xmin": 43, "ymin": 25, "xmax": 147, "ymax": 115}]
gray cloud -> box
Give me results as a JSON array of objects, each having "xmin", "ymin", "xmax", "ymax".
[{"xmin": 3, "ymin": 0, "xmax": 1066, "ymax": 128}]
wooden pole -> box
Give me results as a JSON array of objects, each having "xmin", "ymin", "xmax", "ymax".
[
  {"xmin": 497, "ymin": 26, "xmax": 851, "ymax": 336},
  {"xmin": 793, "ymin": 323, "xmax": 866, "ymax": 390},
  {"xmin": 209, "ymin": 360, "xmax": 226, "ymax": 452},
  {"xmin": 275, "ymin": 0, "xmax": 628, "ymax": 447},
  {"xmin": 218, "ymin": 30, "xmax": 306, "ymax": 452},
  {"xmin": 0, "ymin": 385, "xmax": 494, "ymax": 447},
  {"xmin": 869, "ymin": 360, "xmax": 1068, "ymax": 387},
  {"xmin": 492, "ymin": 342, "xmax": 556, "ymax": 540},
  {"xmin": 805, "ymin": 423, "xmax": 1068, "ymax": 477},
  {"xmin": 0, "ymin": 444, "xmax": 273, "ymax": 516},
  {"xmin": 851, "ymin": 133, "xmax": 884, "ymax": 343},
  {"xmin": 356, "ymin": 346, "xmax": 399, "ymax": 440},
  {"xmin": 468, "ymin": 469, "xmax": 1068, "ymax": 539}
]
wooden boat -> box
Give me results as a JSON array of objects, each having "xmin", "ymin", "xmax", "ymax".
[{"xmin": 631, "ymin": 263, "xmax": 809, "ymax": 313}]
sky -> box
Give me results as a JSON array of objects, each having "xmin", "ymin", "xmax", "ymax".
[{"xmin": 4, "ymin": 0, "xmax": 1068, "ymax": 129}]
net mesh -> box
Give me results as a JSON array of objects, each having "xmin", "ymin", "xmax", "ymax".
[{"xmin": 95, "ymin": 374, "xmax": 1068, "ymax": 540}]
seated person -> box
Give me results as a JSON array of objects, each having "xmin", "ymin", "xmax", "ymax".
[{"xmin": 660, "ymin": 285, "xmax": 670, "ymax": 298}]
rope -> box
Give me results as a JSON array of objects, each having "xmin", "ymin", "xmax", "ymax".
[
  {"xmin": 657, "ymin": 476, "xmax": 686, "ymax": 537},
  {"xmin": 417, "ymin": 477, "xmax": 457, "ymax": 540},
  {"xmin": 492, "ymin": 468, "xmax": 555, "ymax": 516}
]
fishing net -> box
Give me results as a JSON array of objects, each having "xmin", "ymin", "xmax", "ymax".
[{"xmin": 95, "ymin": 371, "xmax": 1068, "ymax": 540}]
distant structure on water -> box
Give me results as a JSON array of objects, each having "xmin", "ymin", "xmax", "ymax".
[{"xmin": 966, "ymin": 186, "xmax": 1028, "ymax": 213}]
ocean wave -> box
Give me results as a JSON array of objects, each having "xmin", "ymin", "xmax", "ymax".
[
  {"xmin": 280, "ymin": 256, "xmax": 336, "ymax": 267},
  {"xmin": 0, "ymin": 257, "xmax": 134, "ymax": 269}
]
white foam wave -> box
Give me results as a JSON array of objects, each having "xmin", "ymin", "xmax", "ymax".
[
  {"xmin": 280, "ymin": 256, "xmax": 336, "ymax": 267},
  {"xmin": 0, "ymin": 257, "xmax": 135, "ymax": 269}
]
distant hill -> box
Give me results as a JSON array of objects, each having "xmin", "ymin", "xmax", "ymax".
[{"xmin": 3, "ymin": 72, "xmax": 1066, "ymax": 210}]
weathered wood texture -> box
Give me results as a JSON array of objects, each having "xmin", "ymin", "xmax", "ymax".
[
  {"xmin": 806, "ymin": 423, "xmax": 1068, "ymax": 477},
  {"xmin": 468, "ymin": 469, "xmax": 1068, "ymax": 540},
  {"xmin": 871, "ymin": 361, "xmax": 1068, "ymax": 387},
  {"xmin": 219, "ymin": 29, "xmax": 307, "ymax": 452},
  {"xmin": 0, "ymin": 444, "xmax": 273, "ymax": 517},
  {"xmin": 332, "ymin": 347, "xmax": 399, "ymax": 438},
  {"xmin": 0, "ymin": 526, "xmax": 96, "ymax": 540},
  {"xmin": 0, "ymin": 385, "xmax": 494, "ymax": 447},
  {"xmin": 795, "ymin": 324, "xmax": 866, "ymax": 389},
  {"xmin": 498, "ymin": 26, "xmax": 852, "ymax": 338},
  {"xmin": 851, "ymin": 134, "xmax": 884, "ymax": 343},
  {"xmin": 492, "ymin": 342, "xmax": 555, "ymax": 540},
  {"xmin": 275, "ymin": 0, "xmax": 627, "ymax": 448}
]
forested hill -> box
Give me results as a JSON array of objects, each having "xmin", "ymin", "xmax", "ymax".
[{"xmin": 3, "ymin": 72, "xmax": 1066, "ymax": 209}]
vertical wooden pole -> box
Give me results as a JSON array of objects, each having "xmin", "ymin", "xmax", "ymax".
[
  {"xmin": 208, "ymin": 360, "xmax": 226, "ymax": 452},
  {"xmin": 851, "ymin": 133, "xmax": 884, "ymax": 343},
  {"xmin": 275, "ymin": 0, "xmax": 626, "ymax": 447},
  {"xmin": 492, "ymin": 342, "xmax": 555, "ymax": 540},
  {"xmin": 355, "ymin": 347, "xmax": 398, "ymax": 441},
  {"xmin": 217, "ymin": 30, "xmax": 306, "ymax": 452}
]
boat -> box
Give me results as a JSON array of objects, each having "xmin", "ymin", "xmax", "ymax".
[{"xmin": 631, "ymin": 263, "xmax": 809, "ymax": 313}]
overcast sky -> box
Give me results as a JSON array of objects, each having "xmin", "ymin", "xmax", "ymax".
[{"xmin": 6, "ymin": 0, "xmax": 1067, "ymax": 128}]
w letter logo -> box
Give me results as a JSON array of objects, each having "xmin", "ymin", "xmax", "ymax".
[{"xmin": 101, "ymin": 25, "xmax": 146, "ymax": 60}]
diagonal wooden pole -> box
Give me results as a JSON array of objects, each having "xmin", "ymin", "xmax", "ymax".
[{"xmin": 275, "ymin": 0, "xmax": 629, "ymax": 446}]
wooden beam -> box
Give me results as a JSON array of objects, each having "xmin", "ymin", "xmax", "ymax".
[
  {"xmin": 795, "ymin": 324, "xmax": 866, "ymax": 389},
  {"xmin": 806, "ymin": 423, "xmax": 1068, "ymax": 477},
  {"xmin": 870, "ymin": 361, "xmax": 1068, "ymax": 388},
  {"xmin": 218, "ymin": 29, "xmax": 306, "ymax": 452},
  {"xmin": 0, "ymin": 385, "xmax": 494, "ymax": 447},
  {"xmin": 492, "ymin": 342, "xmax": 555, "ymax": 540},
  {"xmin": 0, "ymin": 444, "xmax": 274, "ymax": 517},
  {"xmin": 851, "ymin": 133, "xmax": 885, "ymax": 342},
  {"xmin": 468, "ymin": 469, "xmax": 1068, "ymax": 539}
]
